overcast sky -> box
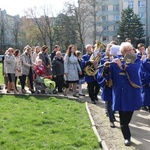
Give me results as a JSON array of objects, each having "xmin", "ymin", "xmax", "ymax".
[{"xmin": 0, "ymin": 0, "xmax": 77, "ymax": 16}]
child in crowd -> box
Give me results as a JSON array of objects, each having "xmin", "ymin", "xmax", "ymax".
[{"xmin": 76, "ymin": 51, "xmax": 85, "ymax": 96}]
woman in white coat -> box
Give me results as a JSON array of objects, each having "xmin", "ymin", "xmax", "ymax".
[{"xmin": 64, "ymin": 45, "xmax": 82, "ymax": 97}]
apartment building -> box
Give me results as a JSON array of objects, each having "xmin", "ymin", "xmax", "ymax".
[
  {"xmin": 0, "ymin": 9, "xmax": 20, "ymax": 51},
  {"xmin": 78, "ymin": 0, "xmax": 148, "ymax": 45}
]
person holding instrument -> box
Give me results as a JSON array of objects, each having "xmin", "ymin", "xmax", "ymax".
[
  {"xmin": 81, "ymin": 44, "xmax": 100, "ymax": 104},
  {"xmin": 97, "ymin": 43, "xmax": 120, "ymax": 128},
  {"xmin": 102, "ymin": 42, "xmax": 142, "ymax": 146}
]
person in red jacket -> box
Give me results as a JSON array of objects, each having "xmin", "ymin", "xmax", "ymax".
[{"xmin": 34, "ymin": 59, "xmax": 51, "ymax": 79}]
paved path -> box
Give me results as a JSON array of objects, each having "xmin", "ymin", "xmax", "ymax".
[{"xmin": 0, "ymin": 83, "xmax": 150, "ymax": 150}]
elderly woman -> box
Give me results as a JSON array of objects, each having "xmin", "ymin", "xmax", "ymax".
[
  {"xmin": 21, "ymin": 45, "xmax": 34, "ymax": 94},
  {"xmin": 64, "ymin": 45, "xmax": 82, "ymax": 97},
  {"xmin": 4, "ymin": 47, "xmax": 18, "ymax": 94},
  {"xmin": 102, "ymin": 42, "xmax": 142, "ymax": 146}
]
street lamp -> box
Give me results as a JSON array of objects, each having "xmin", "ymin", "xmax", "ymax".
[{"xmin": 117, "ymin": 35, "xmax": 120, "ymax": 44}]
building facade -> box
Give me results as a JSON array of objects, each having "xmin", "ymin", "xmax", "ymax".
[
  {"xmin": 78, "ymin": 0, "xmax": 148, "ymax": 46},
  {"xmin": 0, "ymin": 9, "xmax": 20, "ymax": 52}
]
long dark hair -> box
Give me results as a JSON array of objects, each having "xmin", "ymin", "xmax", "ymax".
[
  {"xmin": 66, "ymin": 45, "xmax": 76, "ymax": 57},
  {"xmin": 14, "ymin": 49, "xmax": 20, "ymax": 57},
  {"xmin": 42, "ymin": 45, "xmax": 48, "ymax": 52}
]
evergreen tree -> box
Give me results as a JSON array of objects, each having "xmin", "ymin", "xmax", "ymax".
[{"xmin": 117, "ymin": 7, "xmax": 145, "ymax": 45}]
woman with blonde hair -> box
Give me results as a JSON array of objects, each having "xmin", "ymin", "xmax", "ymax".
[
  {"xmin": 21, "ymin": 45, "xmax": 35, "ymax": 94},
  {"xmin": 4, "ymin": 48, "xmax": 18, "ymax": 94}
]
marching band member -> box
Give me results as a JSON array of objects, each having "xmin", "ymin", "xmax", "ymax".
[
  {"xmin": 97, "ymin": 44, "xmax": 120, "ymax": 128},
  {"xmin": 81, "ymin": 44, "xmax": 100, "ymax": 104},
  {"xmin": 101, "ymin": 42, "xmax": 142, "ymax": 146},
  {"xmin": 137, "ymin": 43, "xmax": 147, "ymax": 60},
  {"xmin": 139, "ymin": 46, "xmax": 150, "ymax": 113}
]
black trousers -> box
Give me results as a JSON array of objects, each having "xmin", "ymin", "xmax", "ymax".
[
  {"xmin": 87, "ymin": 81, "xmax": 100, "ymax": 102},
  {"xmin": 15, "ymin": 76, "xmax": 22, "ymax": 90},
  {"xmin": 53, "ymin": 75, "xmax": 64, "ymax": 92},
  {"xmin": 119, "ymin": 111, "xmax": 134, "ymax": 140},
  {"xmin": 21, "ymin": 68, "xmax": 33, "ymax": 90}
]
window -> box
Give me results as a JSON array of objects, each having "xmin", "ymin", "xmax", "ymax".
[
  {"xmin": 128, "ymin": 1, "xmax": 134, "ymax": 8},
  {"xmin": 102, "ymin": 5, "xmax": 108, "ymax": 11},
  {"xmin": 102, "ymin": 36, "xmax": 109, "ymax": 41},
  {"xmin": 114, "ymin": 15, "xmax": 120, "ymax": 20},
  {"xmin": 102, "ymin": 16, "xmax": 108, "ymax": 21},
  {"xmin": 138, "ymin": 1, "xmax": 146, "ymax": 7},
  {"xmin": 113, "ymin": 5, "xmax": 119, "ymax": 11},
  {"xmin": 102, "ymin": 26, "xmax": 108, "ymax": 31},
  {"xmin": 138, "ymin": 12, "xmax": 145, "ymax": 18},
  {"xmin": 114, "ymin": 25, "xmax": 119, "ymax": 31}
]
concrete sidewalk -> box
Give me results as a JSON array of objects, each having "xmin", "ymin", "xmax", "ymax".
[{"xmin": 88, "ymin": 98, "xmax": 150, "ymax": 150}]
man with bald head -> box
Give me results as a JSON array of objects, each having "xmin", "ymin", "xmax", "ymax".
[{"xmin": 52, "ymin": 51, "xmax": 64, "ymax": 93}]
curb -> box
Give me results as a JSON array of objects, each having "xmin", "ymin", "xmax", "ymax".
[{"xmin": 85, "ymin": 102, "xmax": 109, "ymax": 150}]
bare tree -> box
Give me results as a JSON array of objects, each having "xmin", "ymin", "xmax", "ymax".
[
  {"xmin": 0, "ymin": 11, "xmax": 7, "ymax": 51},
  {"xmin": 62, "ymin": 2, "xmax": 92, "ymax": 53},
  {"xmin": 24, "ymin": 7, "xmax": 48, "ymax": 46},
  {"xmin": 11, "ymin": 16, "xmax": 21, "ymax": 48}
]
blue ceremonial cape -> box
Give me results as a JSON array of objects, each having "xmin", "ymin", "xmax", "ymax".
[
  {"xmin": 109, "ymin": 59, "xmax": 142, "ymax": 111},
  {"xmin": 81, "ymin": 53, "xmax": 97, "ymax": 82},
  {"xmin": 139, "ymin": 58, "xmax": 150, "ymax": 106},
  {"xmin": 97, "ymin": 56, "xmax": 112, "ymax": 101}
]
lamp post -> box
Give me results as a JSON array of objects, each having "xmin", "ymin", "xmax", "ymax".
[{"xmin": 117, "ymin": 35, "xmax": 120, "ymax": 45}]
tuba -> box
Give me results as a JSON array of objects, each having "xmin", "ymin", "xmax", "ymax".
[{"xmin": 84, "ymin": 41, "xmax": 106, "ymax": 76}]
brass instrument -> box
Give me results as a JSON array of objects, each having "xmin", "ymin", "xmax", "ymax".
[{"xmin": 84, "ymin": 41, "xmax": 106, "ymax": 76}]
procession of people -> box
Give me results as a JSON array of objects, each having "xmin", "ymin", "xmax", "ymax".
[{"xmin": 1, "ymin": 39, "xmax": 150, "ymax": 147}]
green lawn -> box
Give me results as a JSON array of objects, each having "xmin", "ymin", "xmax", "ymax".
[
  {"xmin": 0, "ymin": 63, "xmax": 3, "ymax": 84},
  {"xmin": 0, "ymin": 95, "xmax": 99, "ymax": 150},
  {"xmin": 0, "ymin": 63, "xmax": 100, "ymax": 150}
]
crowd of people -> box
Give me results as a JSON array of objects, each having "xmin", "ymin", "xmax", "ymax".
[
  {"xmin": 1, "ymin": 44, "xmax": 85, "ymax": 96},
  {"xmin": 1, "ymin": 39, "xmax": 150, "ymax": 146}
]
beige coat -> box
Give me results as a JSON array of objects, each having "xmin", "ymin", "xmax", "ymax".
[{"xmin": 15, "ymin": 56, "xmax": 22, "ymax": 77}]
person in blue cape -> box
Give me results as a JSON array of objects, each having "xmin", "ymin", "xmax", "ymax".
[
  {"xmin": 81, "ymin": 44, "xmax": 100, "ymax": 104},
  {"xmin": 139, "ymin": 46, "xmax": 150, "ymax": 113},
  {"xmin": 97, "ymin": 44, "xmax": 121, "ymax": 128},
  {"xmin": 102, "ymin": 42, "xmax": 142, "ymax": 146}
]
